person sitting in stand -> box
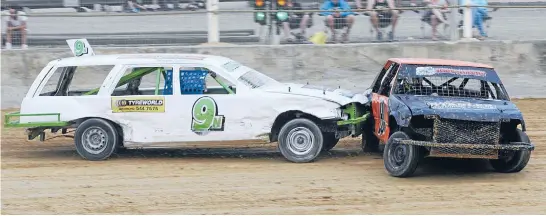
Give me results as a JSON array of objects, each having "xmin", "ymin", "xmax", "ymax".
[
  {"xmin": 127, "ymin": 0, "xmax": 148, "ymax": 12},
  {"xmin": 3, "ymin": 8, "xmax": 28, "ymax": 49},
  {"xmin": 280, "ymin": 0, "xmax": 311, "ymax": 42},
  {"xmin": 319, "ymin": 0, "xmax": 356, "ymax": 43},
  {"xmin": 422, "ymin": 0, "xmax": 450, "ymax": 40},
  {"xmin": 365, "ymin": 0, "xmax": 399, "ymax": 41}
]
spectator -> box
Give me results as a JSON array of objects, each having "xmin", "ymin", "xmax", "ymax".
[
  {"xmin": 471, "ymin": 0, "xmax": 488, "ymax": 40},
  {"xmin": 422, "ymin": 0, "xmax": 450, "ymax": 40},
  {"xmin": 3, "ymin": 8, "xmax": 28, "ymax": 49},
  {"xmin": 127, "ymin": 0, "xmax": 147, "ymax": 12},
  {"xmin": 280, "ymin": 0, "xmax": 311, "ymax": 42},
  {"xmin": 157, "ymin": 0, "xmax": 176, "ymax": 11},
  {"xmin": 459, "ymin": 0, "xmax": 489, "ymax": 40},
  {"xmin": 320, "ymin": 0, "xmax": 356, "ymax": 43},
  {"xmin": 366, "ymin": 0, "xmax": 399, "ymax": 41}
]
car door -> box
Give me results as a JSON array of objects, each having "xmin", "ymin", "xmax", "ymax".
[
  {"xmin": 165, "ymin": 63, "xmax": 259, "ymax": 143},
  {"xmin": 107, "ymin": 63, "xmax": 179, "ymax": 143},
  {"xmin": 371, "ymin": 61, "xmax": 400, "ymax": 144}
]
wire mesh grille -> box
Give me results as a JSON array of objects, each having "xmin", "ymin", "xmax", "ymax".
[
  {"xmin": 429, "ymin": 118, "xmax": 501, "ymax": 158},
  {"xmin": 433, "ymin": 118, "xmax": 500, "ymax": 144}
]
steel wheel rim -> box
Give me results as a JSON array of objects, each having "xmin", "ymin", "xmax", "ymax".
[
  {"xmin": 286, "ymin": 126, "xmax": 315, "ymax": 156},
  {"xmin": 81, "ymin": 126, "xmax": 109, "ymax": 155},
  {"xmin": 388, "ymin": 142, "xmax": 408, "ymax": 168}
]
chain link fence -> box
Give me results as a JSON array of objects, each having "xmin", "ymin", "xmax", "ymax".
[{"xmin": 1, "ymin": 0, "xmax": 546, "ymax": 49}]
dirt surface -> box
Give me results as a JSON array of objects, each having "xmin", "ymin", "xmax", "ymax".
[{"xmin": 2, "ymin": 99, "xmax": 546, "ymax": 214}]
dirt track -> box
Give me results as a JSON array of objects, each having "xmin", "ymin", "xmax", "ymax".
[{"xmin": 2, "ymin": 99, "xmax": 546, "ymax": 214}]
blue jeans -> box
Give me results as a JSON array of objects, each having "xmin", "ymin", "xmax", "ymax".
[{"xmin": 472, "ymin": 7, "xmax": 488, "ymax": 37}]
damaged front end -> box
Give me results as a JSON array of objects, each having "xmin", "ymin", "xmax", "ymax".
[
  {"xmin": 335, "ymin": 102, "xmax": 370, "ymax": 138},
  {"xmin": 396, "ymin": 115, "xmax": 535, "ymax": 159}
]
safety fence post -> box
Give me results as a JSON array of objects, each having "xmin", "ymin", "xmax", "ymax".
[
  {"xmin": 449, "ymin": 0, "xmax": 459, "ymax": 41},
  {"xmin": 207, "ymin": 0, "xmax": 220, "ymax": 43},
  {"xmin": 462, "ymin": 0, "xmax": 473, "ymax": 39}
]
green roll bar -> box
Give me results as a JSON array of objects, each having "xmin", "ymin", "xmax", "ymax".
[
  {"xmin": 212, "ymin": 76, "xmax": 235, "ymax": 94},
  {"xmin": 83, "ymin": 67, "xmax": 161, "ymax": 96}
]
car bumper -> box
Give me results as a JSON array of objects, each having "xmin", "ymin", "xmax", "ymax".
[{"xmin": 392, "ymin": 138, "xmax": 535, "ymax": 159}]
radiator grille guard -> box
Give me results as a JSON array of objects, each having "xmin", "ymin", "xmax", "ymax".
[
  {"xmin": 429, "ymin": 118, "xmax": 500, "ymax": 158},
  {"xmin": 393, "ymin": 118, "xmax": 534, "ymax": 159},
  {"xmin": 433, "ymin": 118, "xmax": 500, "ymax": 144}
]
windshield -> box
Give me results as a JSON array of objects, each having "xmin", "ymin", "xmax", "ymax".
[
  {"xmin": 394, "ymin": 65, "xmax": 509, "ymax": 100},
  {"xmin": 237, "ymin": 69, "xmax": 280, "ymax": 89},
  {"xmin": 220, "ymin": 60, "xmax": 279, "ymax": 88}
]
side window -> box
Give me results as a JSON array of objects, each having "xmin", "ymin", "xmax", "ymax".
[
  {"xmin": 371, "ymin": 62, "xmax": 392, "ymax": 93},
  {"xmin": 179, "ymin": 67, "xmax": 235, "ymax": 95},
  {"xmin": 111, "ymin": 66, "xmax": 173, "ymax": 96},
  {"xmin": 378, "ymin": 63, "xmax": 400, "ymax": 96},
  {"xmin": 39, "ymin": 67, "xmax": 66, "ymax": 96},
  {"xmin": 39, "ymin": 65, "xmax": 115, "ymax": 96}
]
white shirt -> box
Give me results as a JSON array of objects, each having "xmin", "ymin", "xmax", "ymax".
[{"xmin": 1, "ymin": 10, "xmax": 27, "ymax": 34}]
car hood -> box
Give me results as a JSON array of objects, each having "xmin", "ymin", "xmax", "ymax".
[
  {"xmin": 261, "ymin": 83, "xmax": 369, "ymax": 105},
  {"xmin": 394, "ymin": 94, "xmax": 523, "ymax": 122}
]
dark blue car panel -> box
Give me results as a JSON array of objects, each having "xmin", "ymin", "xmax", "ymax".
[
  {"xmin": 392, "ymin": 94, "xmax": 525, "ymax": 123},
  {"xmin": 388, "ymin": 95, "xmax": 412, "ymax": 127}
]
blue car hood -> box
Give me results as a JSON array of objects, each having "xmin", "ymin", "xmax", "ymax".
[{"xmin": 394, "ymin": 94, "xmax": 523, "ymax": 122}]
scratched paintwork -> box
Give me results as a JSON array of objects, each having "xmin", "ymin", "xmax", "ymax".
[{"xmin": 365, "ymin": 59, "xmax": 533, "ymax": 160}]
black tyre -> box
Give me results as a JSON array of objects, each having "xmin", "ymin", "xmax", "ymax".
[
  {"xmin": 278, "ymin": 118, "xmax": 324, "ymax": 163},
  {"xmin": 322, "ymin": 132, "xmax": 339, "ymax": 152},
  {"xmin": 383, "ymin": 131, "xmax": 421, "ymax": 177},
  {"xmin": 490, "ymin": 129, "xmax": 532, "ymax": 173},
  {"xmin": 74, "ymin": 118, "xmax": 120, "ymax": 161},
  {"xmin": 362, "ymin": 129, "xmax": 381, "ymax": 153}
]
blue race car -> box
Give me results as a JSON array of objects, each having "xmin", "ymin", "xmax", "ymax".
[{"xmin": 360, "ymin": 58, "xmax": 535, "ymax": 177}]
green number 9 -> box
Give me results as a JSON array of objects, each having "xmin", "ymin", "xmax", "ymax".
[
  {"xmin": 192, "ymin": 97, "xmax": 216, "ymax": 131},
  {"xmin": 74, "ymin": 40, "xmax": 86, "ymax": 56}
]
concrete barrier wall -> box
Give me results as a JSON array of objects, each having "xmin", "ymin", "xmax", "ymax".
[{"xmin": 2, "ymin": 40, "xmax": 546, "ymax": 109}]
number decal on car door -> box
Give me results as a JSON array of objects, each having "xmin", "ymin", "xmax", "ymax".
[
  {"xmin": 191, "ymin": 96, "xmax": 225, "ymax": 133},
  {"xmin": 372, "ymin": 93, "xmax": 390, "ymax": 143},
  {"xmin": 378, "ymin": 99, "xmax": 387, "ymax": 136}
]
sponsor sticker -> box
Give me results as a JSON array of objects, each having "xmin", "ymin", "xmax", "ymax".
[
  {"xmin": 111, "ymin": 96, "xmax": 165, "ymax": 113},
  {"xmin": 416, "ymin": 67, "xmax": 487, "ymax": 77},
  {"xmin": 427, "ymin": 101, "xmax": 496, "ymax": 110}
]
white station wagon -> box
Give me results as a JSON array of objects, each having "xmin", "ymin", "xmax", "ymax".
[{"xmin": 4, "ymin": 39, "xmax": 370, "ymax": 162}]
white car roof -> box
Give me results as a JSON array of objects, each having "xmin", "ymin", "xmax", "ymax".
[{"xmin": 53, "ymin": 53, "xmax": 236, "ymax": 67}]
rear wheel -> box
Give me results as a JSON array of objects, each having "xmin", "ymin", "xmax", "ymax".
[
  {"xmin": 278, "ymin": 118, "xmax": 324, "ymax": 163},
  {"xmin": 362, "ymin": 130, "xmax": 382, "ymax": 153},
  {"xmin": 383, "ymin": 131, "xmax": 421, "ymax": 177},
  {"xmin": 322, "ymin": 132, "xmax": 339, "ymax": 152},
  {"xmin": 490, "ymin": 129, "xmax": 532, "ymax": 173},
  {"xmin": 361, "ymin": 119, "xmax": 381, "ymax": 153},
  {"xmin": 74, "ymin": 118, "xmax": 119, "ymax": 161}
]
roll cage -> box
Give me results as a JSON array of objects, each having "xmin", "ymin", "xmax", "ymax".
[{"xmin": 394, "ymin": 74, "xmax": 510, "ymax": 100}]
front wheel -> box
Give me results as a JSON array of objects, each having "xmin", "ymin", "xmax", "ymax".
[
  {"xmin": 383, "ymin": 131, "xmax": 421, "ymax": 177},
  {"xmin": 278, "ymin": 118, "xmax": 324, "ymax": 163},
  {"xmin": 74, "ymin": 118, "xmax": 120, "ymax": 161},
  {"xmin": 490, "ymin": 129, "xmax": 532, "ymax": 173}
]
